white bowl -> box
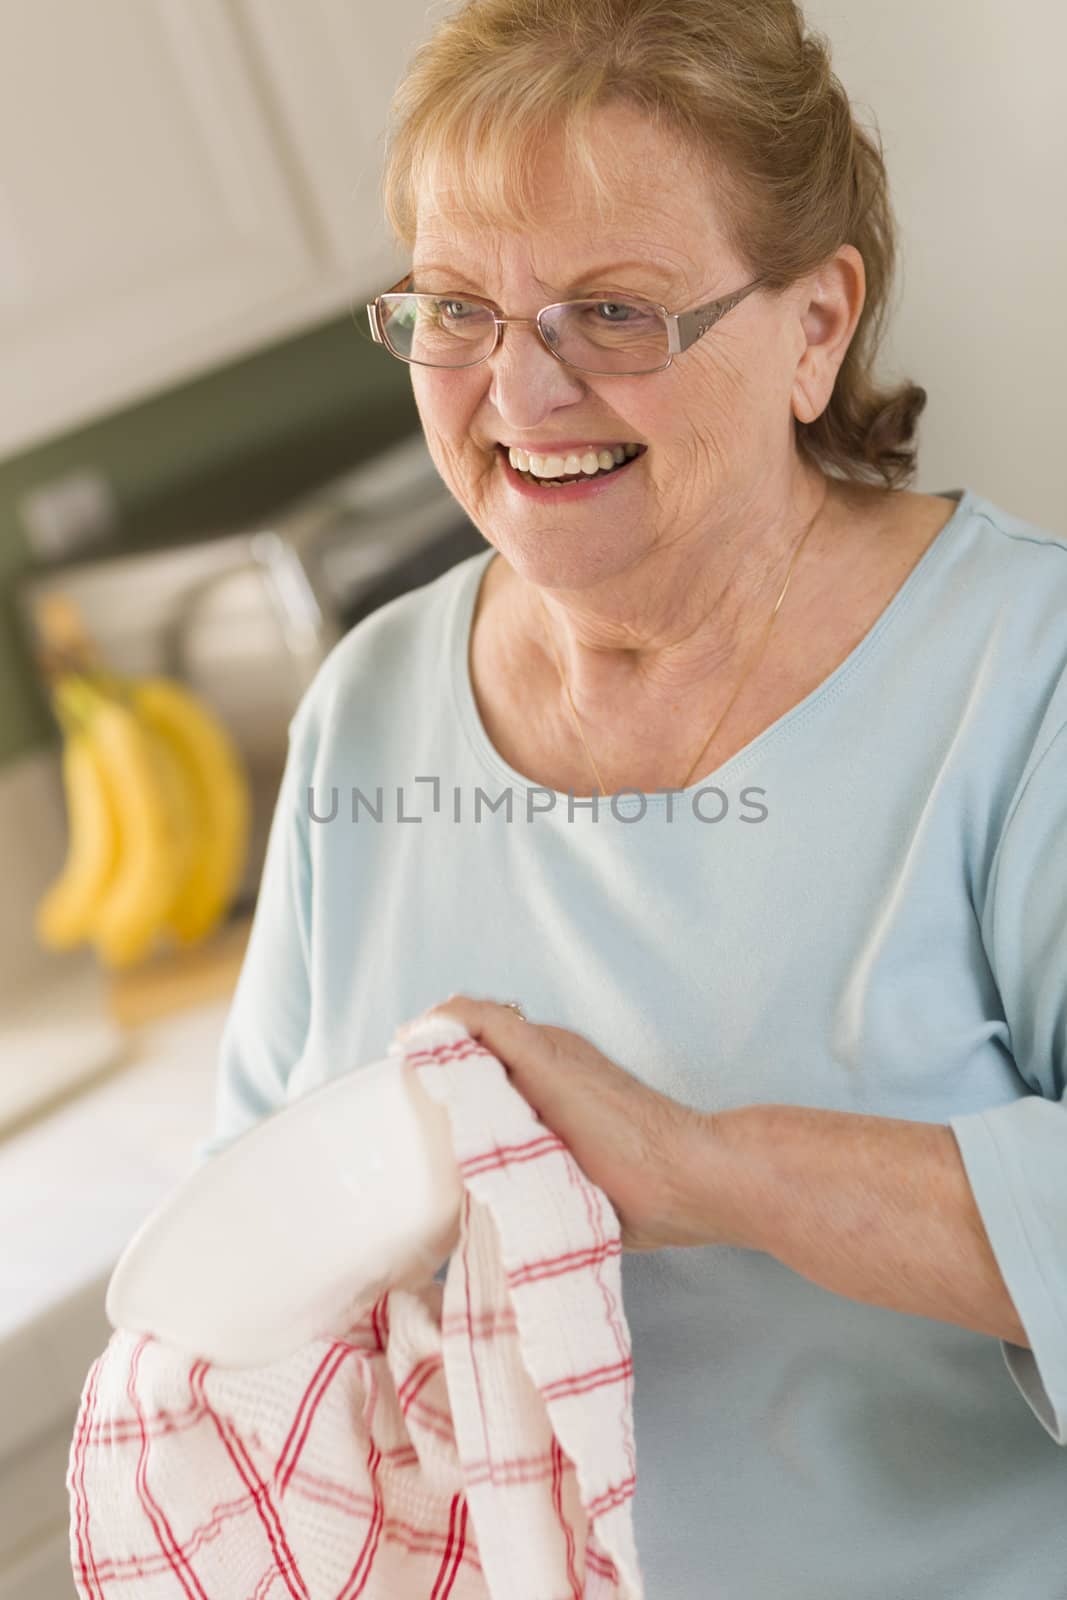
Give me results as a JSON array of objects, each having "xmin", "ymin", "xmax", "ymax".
[{"xmin": 105, "ymin": 1054, "xmax": 463, "ymax": 1369}]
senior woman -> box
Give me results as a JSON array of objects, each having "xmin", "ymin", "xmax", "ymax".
[{"xmin": 197, "ymin": 0, "xmax": 1067, "ymax": 1594}]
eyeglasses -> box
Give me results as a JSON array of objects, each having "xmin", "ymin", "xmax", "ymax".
[{"xmin": 365, "ymin": 270, "xmax": 766, "ymax": 376}]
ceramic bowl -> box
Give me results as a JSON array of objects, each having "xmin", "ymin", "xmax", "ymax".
[{"xmin": 105, "ymin": 1054, "xmax": 463, "ymax": 1369}]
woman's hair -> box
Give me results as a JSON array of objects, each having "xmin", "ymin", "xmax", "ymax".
[{"xmin": 379, "ymin": 0, "xmax": 928, "ymax": 492}]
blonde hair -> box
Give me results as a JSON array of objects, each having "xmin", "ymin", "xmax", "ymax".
[{"xmin": 379, "ymin": 0, "xmax": 928, "ymax": 491}]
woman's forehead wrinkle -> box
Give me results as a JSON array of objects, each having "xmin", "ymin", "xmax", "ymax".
[
  {"xmin": 417, "ymin": 184, "xmax": 707, "ymax": 261},
  {"xmin": 414, "ymin": 184, "xmax": 710, "ymax": 302},
  {"xmin": 413, "ymin": 228, "xmax": 696, "ymax": 298},
  {"xmin": 412, "ymin": 259, "xmax": 685, "ymax": 295}
]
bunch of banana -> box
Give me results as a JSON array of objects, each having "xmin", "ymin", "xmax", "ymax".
[{"xmin": 35, "ymin": 670, "xmax": 251, "ymax": 969}]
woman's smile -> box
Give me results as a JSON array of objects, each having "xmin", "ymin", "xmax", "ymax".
[{"xmin": 496, "ymin": 440, "xmax": 648, "ymax": 500}]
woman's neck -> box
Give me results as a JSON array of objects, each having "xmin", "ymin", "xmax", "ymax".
[{"xmin": 514, "ymin": 469, "xmax": 838, "ymax": 720}]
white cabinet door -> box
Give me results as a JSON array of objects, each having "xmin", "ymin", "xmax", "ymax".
[
  {"xmin": 232, "ymin": 0, "xmax": 437, "ymax": 302},
  {"xmin": 0, "ymin": 0, "xmax": 321, "ymax": 457}
]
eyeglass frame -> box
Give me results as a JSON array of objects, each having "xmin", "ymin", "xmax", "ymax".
[{"xmin": 365, "ymin": 270, "xmax": 768, "ymax": 375}]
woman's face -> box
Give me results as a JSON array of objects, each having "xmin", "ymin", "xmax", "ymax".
[{"xmin": 408, "ymin": 101, "xmax": 851, "ymax": 591}]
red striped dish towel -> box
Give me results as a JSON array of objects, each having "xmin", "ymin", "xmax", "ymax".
[{"xmin": 67, "ymin": 1013, "xmax": 645, "ymax": 1599}]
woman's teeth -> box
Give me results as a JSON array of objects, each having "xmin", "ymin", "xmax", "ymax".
[{"xmin": 507, "ymin": 442, "xmax": 642, "ymax": 484}]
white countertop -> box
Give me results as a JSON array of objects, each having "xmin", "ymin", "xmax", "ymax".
[
  {"xmin": 0, "ymin": 993, "xmax": 232, "ymax": 1462},
  {"xmin": 0, "ymin": 961, "xmax": 130, "ymax": 1142}
]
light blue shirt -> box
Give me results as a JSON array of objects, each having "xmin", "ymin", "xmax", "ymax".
[{"xmin": 195, "ymin": 484, "xmax": 1067, "ymax": 1597}]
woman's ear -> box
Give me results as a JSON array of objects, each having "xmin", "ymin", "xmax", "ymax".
[
  {"xmin": 791, "ymin": 377, "xmax": 823, "ymax": 425},
  {"xmin": 791, "ymin": 247, "xmax": 866, "ymax": 426}
]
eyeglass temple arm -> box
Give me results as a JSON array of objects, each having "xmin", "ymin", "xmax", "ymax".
[{"xmin": 670, "ymin": 278, "xmax": 765, "ymax": 355}]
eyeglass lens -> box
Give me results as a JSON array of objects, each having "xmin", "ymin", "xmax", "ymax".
[{"xmin": 379, "ymin": 293, "xmax": 670, "ymax": 373}]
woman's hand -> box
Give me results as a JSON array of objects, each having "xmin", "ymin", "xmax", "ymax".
[{"xmin": 396, "ymin": 994, "xmax": 712, "ymax": 1251}]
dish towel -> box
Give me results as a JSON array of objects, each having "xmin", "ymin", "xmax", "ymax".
[{"xmin": 66, "ymin": 1014, "xmax": 645, "ymax": 1599}]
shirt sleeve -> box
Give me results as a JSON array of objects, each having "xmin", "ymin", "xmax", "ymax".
[
  {"xmin": 189, "ymin": 695, "xmax": 315, "ymax": 1170},
  {"xmin": 949, "ymin": 714, "xmax": 1067, "ymax": 1444}
]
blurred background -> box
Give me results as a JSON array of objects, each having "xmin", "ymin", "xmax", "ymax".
[{"xmin": 0, "ymin": 2, "xmax": 1064, "ymax": 1594}]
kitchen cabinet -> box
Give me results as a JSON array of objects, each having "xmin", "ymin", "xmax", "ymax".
[
  {"xmin": 233, "ymin": 0, "xmax": 419, "ymax": 291},
  {"xmin": 1, "ymin": 0, "xmax": 430, "ymax": 459}
]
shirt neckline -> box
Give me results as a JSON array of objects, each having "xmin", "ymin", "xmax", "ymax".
[{"xmin": 449, "ymin": 487, "xmax": 976, "ymax": 808}]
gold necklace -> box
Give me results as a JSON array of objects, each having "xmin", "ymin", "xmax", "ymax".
[{"xmin": 533, "ymin": 491, "xmax": 827, "ymax": 796}]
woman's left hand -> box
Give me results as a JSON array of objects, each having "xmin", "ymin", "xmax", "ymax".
[{"xmin": 396, "ymin": 994, "xmax": 709, "ymax": 1251}]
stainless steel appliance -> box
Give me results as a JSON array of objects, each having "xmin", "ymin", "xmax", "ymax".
[{"xmin": 16, "ymin": 430, "xmax": 486, "ymax": 904}]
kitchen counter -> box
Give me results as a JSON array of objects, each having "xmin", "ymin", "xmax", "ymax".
[
  {"xmin": 0, "ymin": 963, "xmax": 129, "ymax": 1143},
  {"xmin": 0, "ymin": 993, "xmax": 232, "ymax": 1597}
]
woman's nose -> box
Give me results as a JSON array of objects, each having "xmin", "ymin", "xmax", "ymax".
[{"xmin": 487, "ymin": 318, "xmax": 584, "ymax": 411}]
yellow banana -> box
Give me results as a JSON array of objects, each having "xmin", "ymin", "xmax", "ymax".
[
  {"xmin": 79, "ymin": 679, "xmax": 200, "ymax": 969},
  {"xmin": 35, "ymin": 699, "xmax": 120, "ymax": 950},
  {"xmin": 128, "ymin": 677, "xmax": 251, "ymax": 946}
]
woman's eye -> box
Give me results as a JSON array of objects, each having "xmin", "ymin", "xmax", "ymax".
[{"xmin": 591, "ymin": 301, "xmax": 646, "ymax": 323}]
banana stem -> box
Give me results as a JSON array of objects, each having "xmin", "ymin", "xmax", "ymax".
[
  {"xmin": 83, "ymin": 665, "xmax": 135, "ymax": 706},
  {"xmin": 52, "ymin": 675, "xmax": 97, "ymax": 733},
  {"xmin": 50, "ymin": 666, "xmax": 135, "ymax": 732}
]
